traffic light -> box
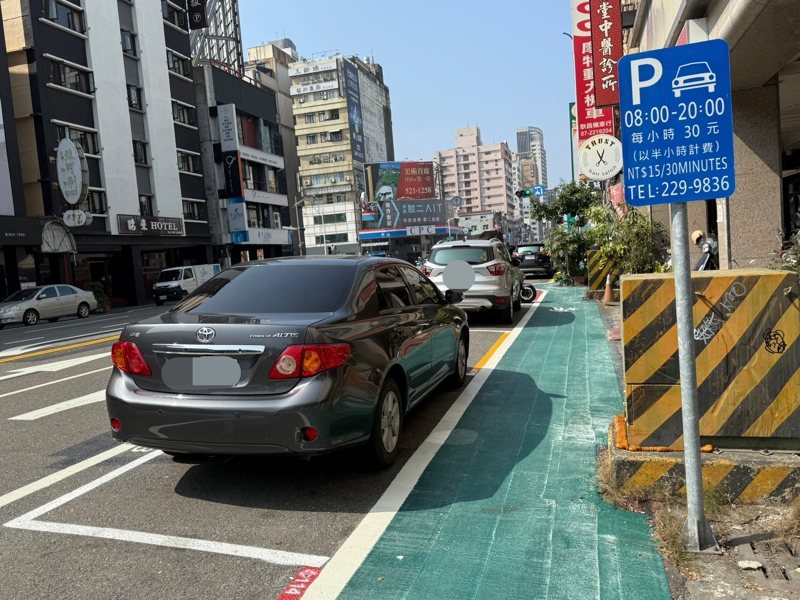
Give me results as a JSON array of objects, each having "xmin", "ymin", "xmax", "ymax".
[{"xmin": 515, "ymin": 189, "xmax": 533, "ymax": 199}]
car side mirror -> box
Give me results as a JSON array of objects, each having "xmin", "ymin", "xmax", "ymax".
[
  {"xmin": 445, "ymin": 289, "xmax": 463, "ymax": 305},
  {"xmin": 511, "ymin": 258, "xmax": 521, "ymax": 267}
]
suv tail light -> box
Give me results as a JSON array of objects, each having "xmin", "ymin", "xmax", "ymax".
[
  {"xmin": 487, "ymin": 263, "xmax": 507, "ymax": 276},
  {"xmin": 269, "ymin": 344, "xmax": 351, "ymax": 379},
  {"xmin": 420, "ymin": 266, "xmax": 432, "ymax": 276},
  {"xmin": 111, "ymin": 341, "xmax": 152, "ymax": 376}
]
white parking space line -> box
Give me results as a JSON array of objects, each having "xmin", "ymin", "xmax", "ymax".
[
  {"xmin": 304, "ymin": 291, "xmax": 548, "ymax": 599},
  {"xmin": 4, "ymin": 449, "xmax": 330, "ymax": 567},
  {"xmin": 0, "ymin": 443, "xmax": 133, "ymax": 509},
  {"xmin": 0, "ymin": 332, "xmax": 120, "ymax": 358},
  {"xmin": 0, "ymin": 352, "xmax": 109, "ymax": 382},
  {"xmin": 9, "ymin": 390, "xmax": 105, "ymax": 421},
  {"xmin": 100, "ymin": 323, "xmax": 128, "ymax": 329},
  {"xmin": 0, "ymin": 367, "xmax": 111, "ymax": 399}
]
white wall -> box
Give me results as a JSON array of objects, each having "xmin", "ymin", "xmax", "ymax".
[
  {"xmin": 133, "ymin": 0, "xmax": 182, "ymax": 220},
  {"xmin": 84, "ymin": 0, "xmax": 139, "ymax": 232}
]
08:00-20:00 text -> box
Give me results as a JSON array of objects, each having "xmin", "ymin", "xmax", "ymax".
[{"xmin": 623, "ymin": 98, "xmax": 727, "ymax": 127}]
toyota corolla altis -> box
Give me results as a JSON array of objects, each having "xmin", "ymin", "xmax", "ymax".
[{"xmin": 106, "ymin": 256, "xmax": 469, "ymax": 467}]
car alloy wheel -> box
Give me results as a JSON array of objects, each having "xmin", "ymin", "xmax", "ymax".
[
  {"xmin": 369, "ymin": 378, "xmax": 402, "ymax": 467},
  {"xmin": 446, "ymin": 336, "xmax": 468, "ymax": 389},
  {"xmin": 23, "ymin": 309, "xmax": 39, "ymax": 326},
  {"xmin": 77, "ymin": 303, "xmax": 90, "ymax": 318}
]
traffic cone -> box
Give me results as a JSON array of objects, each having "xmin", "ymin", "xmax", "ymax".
[{"xmin": 603, "ymin": 273, "xmax": 613, "ymax": 306}]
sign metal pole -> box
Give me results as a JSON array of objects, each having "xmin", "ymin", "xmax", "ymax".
[{"xmin": 670, "ymin": 201, "xmax": 717, "ymax": 552}]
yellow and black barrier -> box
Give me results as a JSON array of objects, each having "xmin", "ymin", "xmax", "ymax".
[
  {"xmin": 621, "ymin": 269, "xmax": 800, "ymax": 450},
  {"xmin": 586, "ymin": 250, "xmax": 621, "ymax": 300},
  {"xmin": 609, "ymin": 419, "xmax": 800, "ymax": 504}
]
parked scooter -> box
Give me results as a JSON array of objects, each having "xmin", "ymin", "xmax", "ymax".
[{"xmin": 691, "ymin": 230, "xmax": 719, "ymax": 271}]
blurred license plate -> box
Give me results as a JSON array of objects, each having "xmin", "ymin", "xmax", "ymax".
[
  {"xmin": 162, "ymin": 356, "xmax": 242, "ymax": 389},
  {"xmin": 158, "ymin": 295, "xmax": 166, "ymax": 300}
]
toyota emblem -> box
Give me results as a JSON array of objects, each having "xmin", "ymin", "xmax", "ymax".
[{"xmin": 196, "ymin": 327, "xmax": 216, "ymax": 343}]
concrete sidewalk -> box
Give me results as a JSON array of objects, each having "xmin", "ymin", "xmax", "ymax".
[{"xmin": 335, "ymin": 285, "xmax": 671, "ymax": 599}]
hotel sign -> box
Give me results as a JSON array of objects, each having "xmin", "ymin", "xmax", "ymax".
[{"xmin": 117, "ymin": 214, "xmax": 184, "ymax": 236}]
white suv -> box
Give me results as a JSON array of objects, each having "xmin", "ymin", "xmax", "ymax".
[{"xmin": 421, "ymin": 239, "xmax": 524, "ymax": 324}]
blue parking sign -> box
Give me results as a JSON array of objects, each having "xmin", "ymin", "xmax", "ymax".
[{"xmin": 619, "ymin": 39, "xmax": 735, "ymax": 206}]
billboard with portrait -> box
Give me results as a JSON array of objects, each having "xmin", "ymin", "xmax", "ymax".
[{"xmin": 363, "ymin": 161, "xmax": 436, "ymax": 206}]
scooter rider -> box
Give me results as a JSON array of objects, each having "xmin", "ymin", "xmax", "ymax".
[{"xmin": 691, "ymin": 230, "xmax": 719, "ymax": 271}]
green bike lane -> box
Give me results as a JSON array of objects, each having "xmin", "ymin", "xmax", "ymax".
[{"xmin": 309, "ymin": 285, "xmax": 671, "ymax": 599}]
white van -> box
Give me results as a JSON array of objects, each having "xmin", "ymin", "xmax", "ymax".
[{"xmin": 152, "ymin": 264, "xmax": 221, "ymax": 305}]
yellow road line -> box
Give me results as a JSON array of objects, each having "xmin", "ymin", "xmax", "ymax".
[
  {"xmin": 0, "ymin": 334, "xmax": 120, "ymax": 364},
  {"xmin": 471, "ymin": 333, "xmax": 510, "ymax": 372}
]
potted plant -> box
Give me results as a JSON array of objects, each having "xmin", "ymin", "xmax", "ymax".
[{"xmin": 88, "ymin": 282, "xmax": 111, "ymax": 313}]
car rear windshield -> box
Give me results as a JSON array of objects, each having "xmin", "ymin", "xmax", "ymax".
[
  {"xmin": 171, "ymin": 263, "xmax": 356, "ymax": 314},
  {"xmin": 429, "ymin": 246, "xmax": 494, "ymax": 266},
  {"xmin": 517, "ymin": 245, "xmax": 545, "ymax": 254}
]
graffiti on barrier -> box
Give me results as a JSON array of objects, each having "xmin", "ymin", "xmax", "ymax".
[
  {"xmin": 763, "ymin": 328, "xmax": 787, "ymax": 354},
  {"xmin": 694, "ymin": 282, "xmax": 748, "ymax": 345}
]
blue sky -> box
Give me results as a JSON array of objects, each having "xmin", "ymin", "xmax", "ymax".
[{"xmin": 239, "ymin": 0, "xmax": 576, "ymax": 185}]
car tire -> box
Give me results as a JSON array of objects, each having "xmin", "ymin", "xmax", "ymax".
[
  {"xmin": 0, "ymin": 325, "xmax": 4, "ymax": 330},
  {"xmin": 498, "ymin": 295, "xmax": 513, "ymax": 325},
  {"xmin": 77, "ymin": 303, "xmax": 90, "ymax": 319},
  {"xmin": 369, "ymin": 378, "xmax": 403, "ymax": 468},
  {"xmin": 47, "ymin": 317, "xmax": 59, "ymax": 323},
  {"xmin": 154, "ymin": 300, "xmax": 164, "ymax": 306},
  {"xmin": 513, "ymin": 286, "xmax": 522, "ymax": 311},
  {"xmin": 445, "ymin": 336, "xmax": 468, "ymax": 389},
  {"xmin": 23, "ymin": 309, "xmax": 39, "ymax": 326}
]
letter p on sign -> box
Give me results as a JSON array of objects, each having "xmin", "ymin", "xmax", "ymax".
[{"xmin": 629, "ymin": 57, "xmax": 663, "ymax": 105}]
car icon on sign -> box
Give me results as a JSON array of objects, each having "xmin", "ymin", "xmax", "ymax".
[{"xmin": 672, "ymin": 62, "xmax": 716, "ymax": 97}]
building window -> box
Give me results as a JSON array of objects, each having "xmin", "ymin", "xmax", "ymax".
[
  {"xmin": 329, "ymin": 131, "xmax": 343, "ymax": 142},
  {"xmin": 120, "ymin": 30, "xmax": 137, "ymax": 56},
  {"xmin": 139, "ymin": 195, "xmax": 154, "ymax": 216},
  {"xmin": 304, "ymin": 114, "xmax": 316, "ymax": 124},
  {"xmin": 162, "ymin": 1, "xmax": 187, "ymax": 29},
  {"xmin": 55, "ymin": 124, "xmax": 99, "ymax": 155},
  {"xmin": 133, "ymin": 140, "xmax": 148, "ymax": 165},
  {"xmin": 312, "ymin": 213, "xmax": 347, "ymax": 225},
  {"xmin": 45, "ymin": 0, "xmax": 85, "ymax": 34},
  {"xmin": 166, "ymin": 50, "xmax": 190, "ymax": 77},
  {"xmin": 177, "ymin": 150, "xmax": 201, "ymax": 174},
  {"xmin": 127, "ymin": 85, "xmax": 143, "ymax": 110},
  {"xmin": 182, "ymin": 200, "xmax": 207, "ymax": 221},
  {"xmin": 306, "ymin": 134, "xmax": 318, "ymax": 145},
  {"xmin": 50, "ymin": 60, "xmax": 94, "ymax": 94},
  {"xmin": 172, "ymin": 101, "xmax": 196, "ymax": 126},
  {"xmin": 80, "ymin": 190, "xmax": 107, "ymax": 214},
  {"xmin": 315, "ymin": 233, "xmax": 348, "ymax": 245}
]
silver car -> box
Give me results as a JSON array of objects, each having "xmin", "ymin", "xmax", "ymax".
[
  {"xmin": 0, "ymin": 285, "xmax": 98, "ymax": 328},
  {"xmin": 422, "ymin": 239, "xmax": 524, "ymax": 324}
]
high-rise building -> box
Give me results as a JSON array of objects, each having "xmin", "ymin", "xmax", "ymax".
[
  {"xmin": 435, "ymin": 127, "xmax": 516, "ymax": 219},
  {"xmin": 189, "ymin": 0, "xmax": 244, "ymax": 73},
  {"xmin": 290, "ymin": 54, "xmax": 393, "ymax": 255},
  {"xmin": 2, "ymin": 0, "xmax": 212, "ymax": 305},
  {"xmin": 516, "ymin": 126, "xmax": 548, "ymax": 188},
  {"xmin": 245, "ymin": 39, "xmax": 300, "ymax": 253}
]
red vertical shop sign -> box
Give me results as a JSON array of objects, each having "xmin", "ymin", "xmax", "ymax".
[
  {"xmin": 572, "ymin": 0, "xmax": 614, "ymax": 144},
  {"xmin": 590, "ymin": 0, "xmax": 623, "ymax": 106}
]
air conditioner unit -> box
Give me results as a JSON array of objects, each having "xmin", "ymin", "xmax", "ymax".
[
  {"xmin": 298, "ymin": 98, "xmax": 305, "ymax": 103},
  {"xmin": 320, "ymin": 92, "xmax": 328, "ymax": 99},
  {"xmin": 344, "ymin": 176, "xmax": 351, "ymax": 181},
  {"xmin": 329, "ymin": 177, "xmax": 336, "ymax": 183},
  {"xmin": 272, "ymin": 213, "xmax": 281, "ymax": 229},
  {"xmin": 304, "ymin": 179, "xmax": 311, "ymax": 185}
]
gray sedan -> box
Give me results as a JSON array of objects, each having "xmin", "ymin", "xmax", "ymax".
[
  {"xmin": 106, "ymin": 256, "xmax": 469, "ymax": 467},
  {"xmin": 0, "ymin": 284, "xmax": 98, "ymax": 328}
]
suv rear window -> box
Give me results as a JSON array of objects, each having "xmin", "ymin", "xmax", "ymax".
[
  {"xmin": 517, "ymin": 245, "xmax": 546, "ymax": 254},
  {"xmin": 429, "ymin": 246, "xmax": 494, "ymax": 266},
  {"xmin": 171, "ymin": 263, "xmax": 356, "ymax": 314}
]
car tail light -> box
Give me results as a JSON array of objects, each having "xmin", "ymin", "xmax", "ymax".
[
  {"xmin": 420, "ymin": 266, "xmax": 432, "ymax": 276},
  {"xmin": 269, "ymin": 344, "xmax": 351, "ymax": 379},
  {"xmin": 487, "ymin": 263, "xmax": 507, "ymax": 276},
  {"xmin": 111, "ymin": 341, "xmax": 152, "ymax": 376},
  {"xmin": 110, "ymin": 418, "xmax": 121, "ymax": 432}
]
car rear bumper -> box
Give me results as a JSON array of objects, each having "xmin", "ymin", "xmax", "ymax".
[
  {"xmin": 105, "ymin": 370, "xmax": 373, "ymax": 455},
  {"xmin": 456, "ymin": 294, "xmax": 509, "ymax": 312},
  {"xmin": 152, "ymin": 287, "xmax": 183, "ymax": 302}
]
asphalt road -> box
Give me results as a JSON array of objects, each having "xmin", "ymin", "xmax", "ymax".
[{"xmin": 0, "ymin": 297, "xmax": 539, "ymax": 600}]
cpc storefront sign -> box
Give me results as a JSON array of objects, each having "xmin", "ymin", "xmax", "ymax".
[
  {"xmin": 572, "ymin": 0, "xmax": 615, "ymax": 143},
  {"xmin": 590, "ymin": 0, "xmax": 623, "ymax": 107}
]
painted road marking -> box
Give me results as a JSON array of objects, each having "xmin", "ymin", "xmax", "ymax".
[
  {"xmin": 3, "ymin": 337, "xmax": 45, "ymax": 345},
  {"xmin": 0, "ymin": 352, "xmax": 108, "ymax": 382},
  {"xmin": 302, "ymin": 291, "xmax": 547, "ymax": 599},
  {"xmin": 101, "ymin": 323, "xmax": 128, "ymax": 329},
  {"xmin": 9, "ymin": 390, "xmax": 105, "ymax": 421},
  {"xmin": 4, "ymin": 450, "xmax": 330, "ymax": 567},
  {"xmin": 0, "ymin": 335, "xmax": 120, "ymax": 364},
  {"xmin": 0, "ymin": 367, "xmax": 111, "ymax": 399},
  {"xmin": 0, "ymin": 443, "xmax": 134, "ymax": 509}
]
